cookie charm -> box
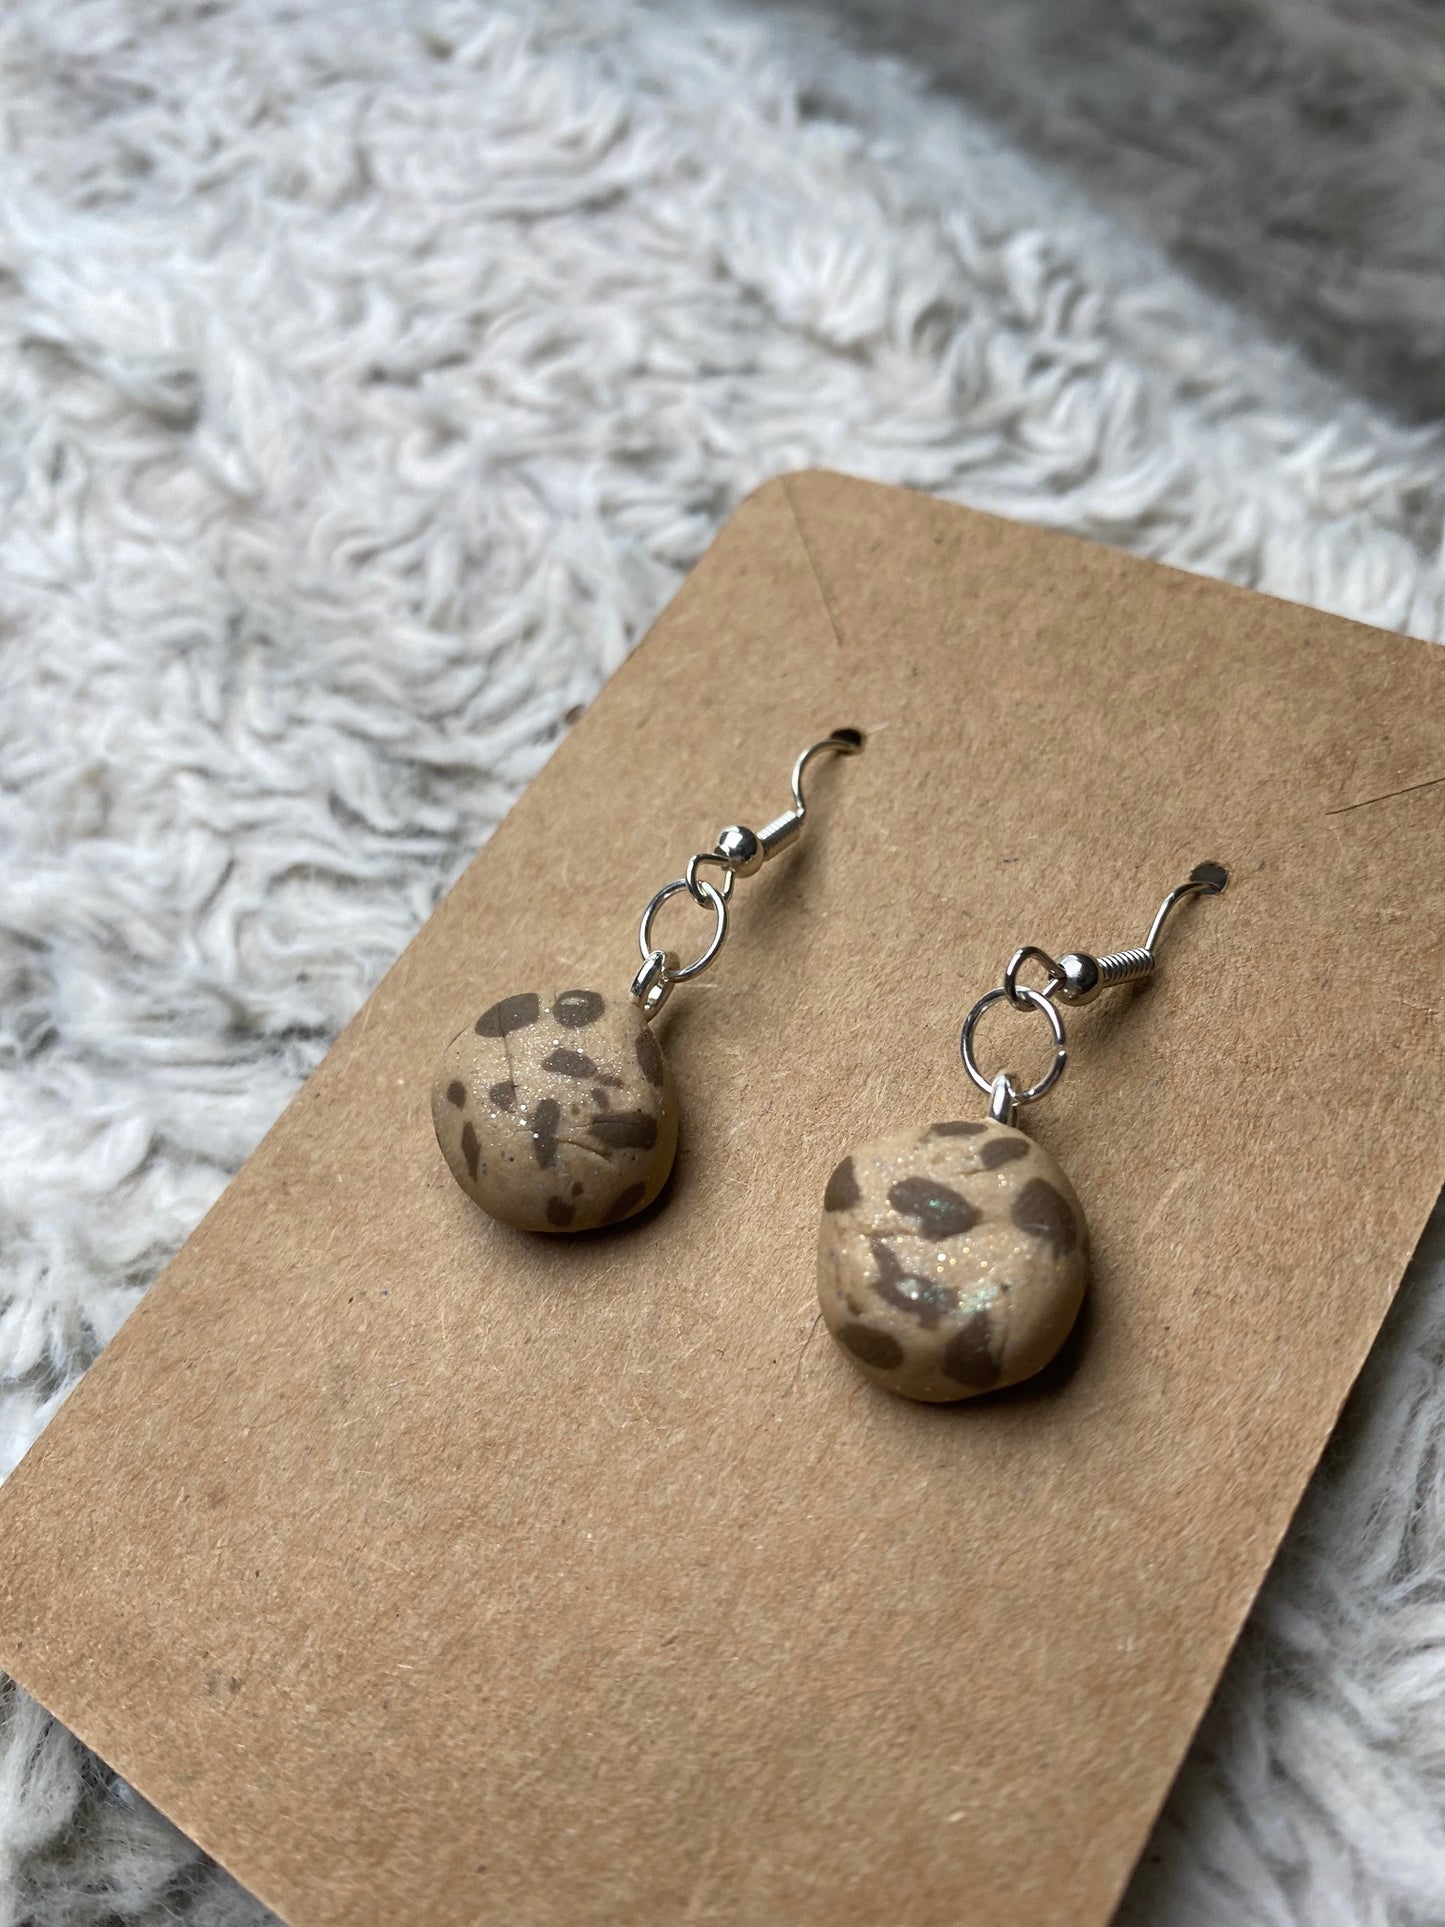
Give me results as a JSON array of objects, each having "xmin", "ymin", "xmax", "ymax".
[
  {"xmin": 433, "ymin": 989, "xmax": 677, "ymax": 1232},
  {"xmin": 818, "ymin": 862, "xmax": 1227, "ymax": 1400},
  {"xmin": 433, "ymin": 730, "xmax": 862, "ymax": 1233},
  {"xmin": 817, "ymin": 1120, "xmax": 1087, "ymax": 1401}
]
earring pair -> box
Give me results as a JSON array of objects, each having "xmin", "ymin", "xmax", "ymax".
[{"xmin": 431, "ymin": 733, "xmax": 1226, "ymax": 1403}]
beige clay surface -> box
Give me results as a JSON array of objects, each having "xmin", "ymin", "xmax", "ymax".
[
  {"xmin": 817, "ymin": 1118, "xmax": 1088, "ymax": 1401},
  {"xmin": 433, "ymin": 987, "xmax": 677, "ymax": 1232}
]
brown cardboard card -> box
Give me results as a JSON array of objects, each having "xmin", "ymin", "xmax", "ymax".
[{"xmin": 0, "ymin": 472, "xmax": 1442, "ymax": 1926}]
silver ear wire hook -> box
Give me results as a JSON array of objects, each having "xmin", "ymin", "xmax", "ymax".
[
  {"xmin": 631, "ymin": 728, "xmax": 864, "ymax": 1019},
  {"xmin": 714, "ymin": 728, "xmax": 865, "ymax": 877},
  {"xmin": 962, "ymin": 861, "xmax": 1228, "ymax": 1126},
  {"xmin": 1047, "ymin": 860, "xmax": 1229, "ymax": 1005}
]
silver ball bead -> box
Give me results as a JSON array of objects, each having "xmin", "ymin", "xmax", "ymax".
[
  {"xmin": 1056, "ymin": 952, "xmax": 1102, "ymax": 1004},
  {"xmin": 716, "ymin": 824, "xmax": 763, "ymax": 876}
]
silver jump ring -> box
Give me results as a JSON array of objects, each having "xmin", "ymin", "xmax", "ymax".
[
  {"xmin": 638, "ymin": 876, "xmax": 728, "ymax": 983},
  {"xmin": 684, "ymin": 850, "xmax": 737, "ymax": 907},
  {"xmin": 1003, "ymin": 944, "xmax": 1061, "ymax": 1010},
  {"xmin": 960, "ymin": 985, "xmax": 1067, "ymax": 1106},
  {"xmin": 630, "ymin": 948, "xmax": 676, "ymax": 1020}
]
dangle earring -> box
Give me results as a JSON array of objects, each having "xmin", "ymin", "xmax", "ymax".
[
  {"xmin": 817, "ymin": 862, "xmax": 1228, "ymax": 1401},
  {"xmin": 434, "ymin": 729, "xmax": 864, "ymax": 1233}
]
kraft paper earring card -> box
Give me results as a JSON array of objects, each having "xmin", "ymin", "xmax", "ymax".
[{"xmin": 0, "ymin": 472, "xmax": 1441, "ymax": 1926}]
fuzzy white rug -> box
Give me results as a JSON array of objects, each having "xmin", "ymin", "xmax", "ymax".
[{"xmin": 1, "ymin": 3, "xmax": 1443, "ymax": 1922}]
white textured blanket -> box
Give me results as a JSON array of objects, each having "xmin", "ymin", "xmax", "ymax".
[{"xmin": 1, "ymin": 4, "xmax": 1442, "ymax": 1922}]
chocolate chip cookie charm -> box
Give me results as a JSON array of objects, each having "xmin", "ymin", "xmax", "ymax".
[
  {"xmin": 818, "ymin": 862, "xmax": 1228, "ymax": 1401},
  {"xmin": 434, "ymin": 729, "xmax": 863, "ymax": 1232}
]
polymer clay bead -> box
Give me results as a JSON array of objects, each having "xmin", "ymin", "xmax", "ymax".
[
  {"xmin": 433, "ymin": 987, "xmax": 677, "ymax": 1232},
  {"xmin": 816, "ymin": 1118, "xmax": 1087, "ymax": 1402}
]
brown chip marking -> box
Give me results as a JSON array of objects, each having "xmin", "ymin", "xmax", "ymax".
[
  {"xmin": 837, "ymin": 1324, "xmax": 905, "ymax": 1372},
  {"xmin": 446, "ymin": 1081, "xmax": 467, "ymax": 1110},
  {"xmin": 543, "ymin": 1047, "xmax": 597, "ymax": 1079},
  {"xmin": 942, "ymin": 1310, "xmax": 1000, "ymax": 1390},
  {"xmin": 460, "ymin": 1122, "xmax": 481, "ymax": 1182},
  {"xmin": 887, "ymin": 1176, "xmax": 980, "ymax": 1240},
  {"xmin": 603, "ymin": 1181, "xmax": 648, "ymax": 1224},
  {"xmin": 588, "ymin": 1111, "xmax": 659, "ymax": 1152},
  {"xmin": 475, "ymin": 992, "xmax": 540, "ymax": 1037},
  {"xmin": 1012, "ymin": 1176, "xmax": 1078, "ymax": 1255},
  {"xmin": 869, "ymin": 1239, "xmax": 958, "ymax": 1328},
  {"xmin": 979, "ymin": 1134, "xmax": 1029, "ymax": 1170},
  {"xmin": 553, "ymin": 989, "xmax": 606, "ymax": 1029},
  {"xmin": 635, "ymin": 1025, "xmax": 665, "ymax": 1089},
  {"xmin": 823, "ymin": 1156, "xmax": 861, "ymax": 1213},
  {"xmin": 530, "ymin": 1097, "xmax": 561, "ymax": 1169}
]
